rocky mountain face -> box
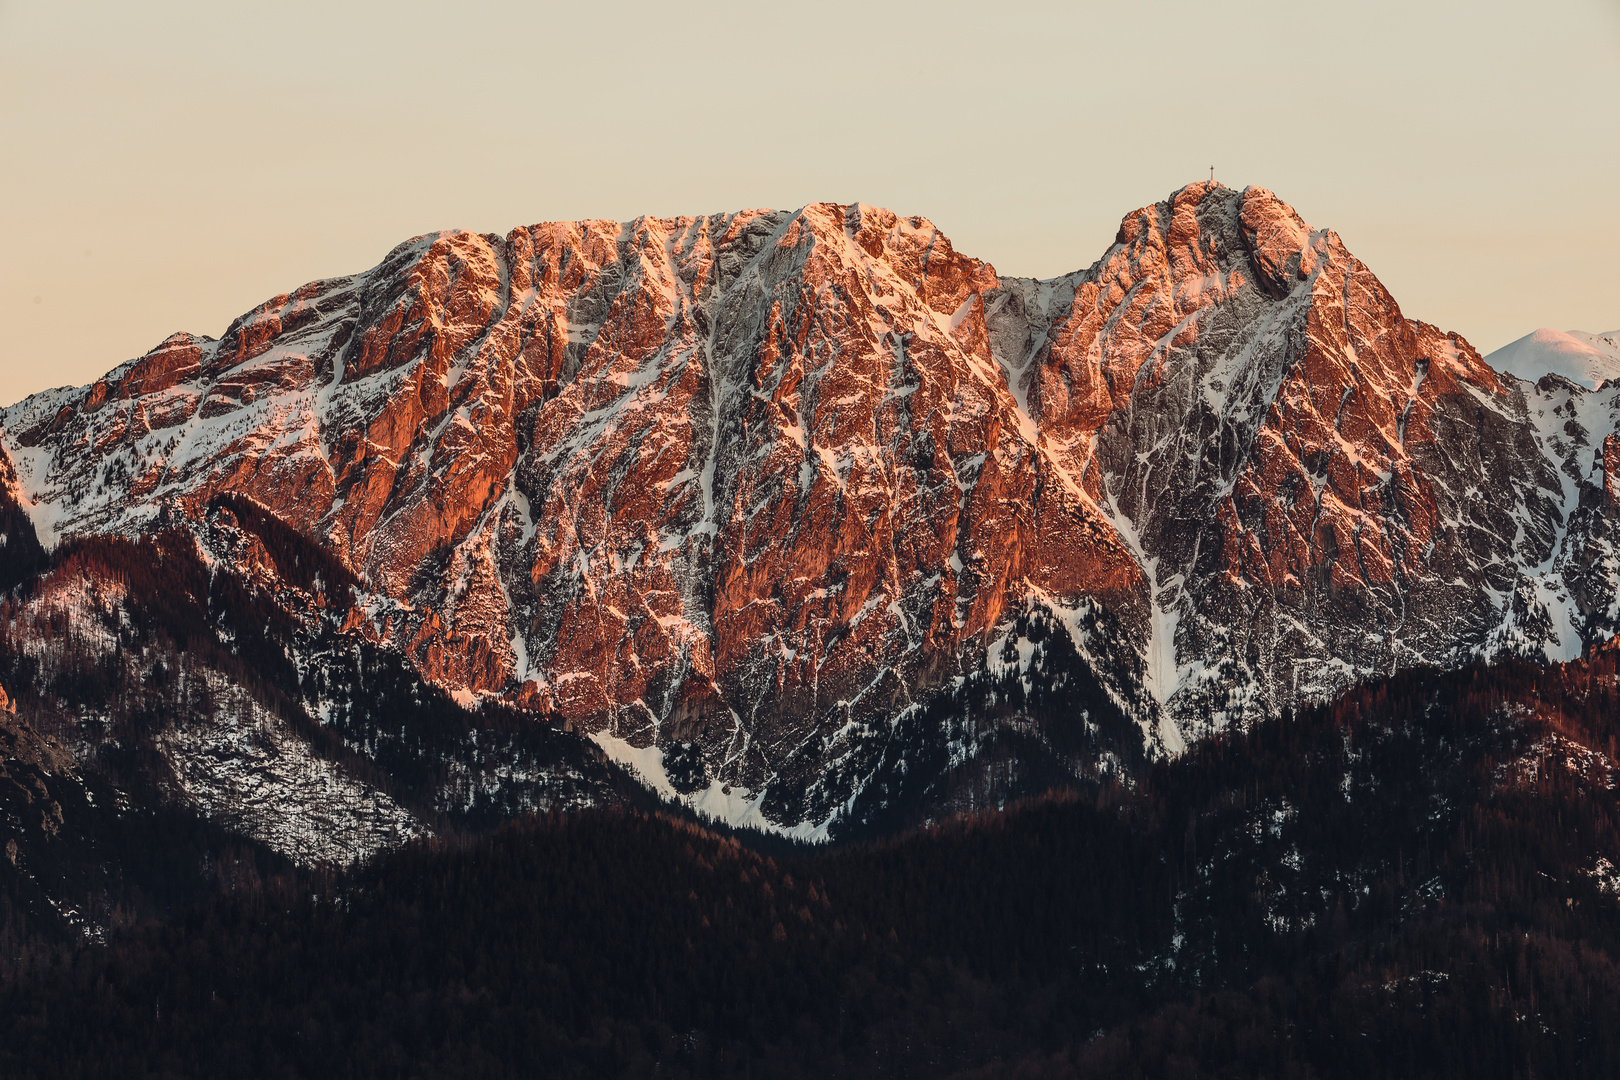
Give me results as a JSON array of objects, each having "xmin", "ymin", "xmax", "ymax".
[{"xmin": 1, "ymin": 182, "xmax": 1616, "ymax": 847}]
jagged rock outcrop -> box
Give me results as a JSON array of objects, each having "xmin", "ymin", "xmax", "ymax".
[{"xmin": 2, "ymin": 182, "xmax": 1615, "ymax": 833}]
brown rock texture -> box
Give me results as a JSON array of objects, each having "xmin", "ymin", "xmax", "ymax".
[{"xmin": 3, "ymin": 183, "xmax": 1615, "ymax": 828}]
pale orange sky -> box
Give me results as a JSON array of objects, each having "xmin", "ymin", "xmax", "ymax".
[{"xmin": 2, "ymin": 0, "xmax": 1617, "ymax": 407}]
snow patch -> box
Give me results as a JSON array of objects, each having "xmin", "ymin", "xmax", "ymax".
[{"xmin": 1488, "ymin": 328, "xmax": 1620, "ymax": 391}]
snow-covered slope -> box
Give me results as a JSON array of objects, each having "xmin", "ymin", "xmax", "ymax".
[
  {"xmin": 1, "ymin": 183, "xmax": 1616, "ymax": 838},
  {"xmin": 1487, "ymin": 328, "xmax": 1620, "ymax": 390}
]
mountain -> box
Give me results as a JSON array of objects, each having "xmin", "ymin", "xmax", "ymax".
[
  {"xmin": 1487, "ymin": 328, "xmax": 1620, "ymax": 390},
  {"xmin": 1, "ymin": 182, "xmax": 1617, "ymax": 854}
]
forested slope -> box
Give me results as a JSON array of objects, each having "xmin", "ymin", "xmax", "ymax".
[{"xmin": 4, "ymin": 650, "xmax": 1619, "ymax": 1078}]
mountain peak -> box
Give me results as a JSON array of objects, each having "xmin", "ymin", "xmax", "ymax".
[
  {"xmin": 1487, "ymin": 327, "xmax": 1620, "ymax": 390},
  {"xmin": 1, "ymin": 187, "xmax": 1615, "ymax": 835}
]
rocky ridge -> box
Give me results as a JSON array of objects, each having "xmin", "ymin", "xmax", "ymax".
[{"xmin": 2, "ymin": 182, "xmax": 1615, "ymax": 838}]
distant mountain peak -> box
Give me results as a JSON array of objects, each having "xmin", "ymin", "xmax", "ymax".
[{"xmin": 1487, "ymin": 327, "xmax": 1620, "ymax": 390}]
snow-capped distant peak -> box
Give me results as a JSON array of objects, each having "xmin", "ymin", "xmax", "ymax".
[{"xmin": 1486, "ymin": 328, "xmax": 1620, "ymax": 390}]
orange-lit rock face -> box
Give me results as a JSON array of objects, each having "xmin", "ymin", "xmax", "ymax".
[
  {"xmin": 2, "ymin": 184, "xmax": 1615, "ymax": 800},
  {"xmin": 988, "ymin": 183, "xmax": 1612, "ymax": 738},
  {"xmin": 1604, "ymin": 435, "xmax": 1620, "ymax": 507},
  {"xmin": 494, "ymin": 204, "xmax": 1146, "ymax": 778}
]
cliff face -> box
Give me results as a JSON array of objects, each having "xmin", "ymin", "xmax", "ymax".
[
  {"xmin": 997, "ymin": 185, "xmax": 1617, "ymax": 744},
  {"xmin": 3, "ymin": 183, "xmax": 1615, "ymax": 834}
]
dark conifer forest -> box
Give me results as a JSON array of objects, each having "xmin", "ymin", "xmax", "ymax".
[{"xmin": 4, "ymin": 645, "xmax": 1620, "ymax": 1078}]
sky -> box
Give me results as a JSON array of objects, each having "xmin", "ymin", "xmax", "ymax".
[{"xmin": 1, "ymin": 0, "xmax": 1617, "ymax": 407}]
